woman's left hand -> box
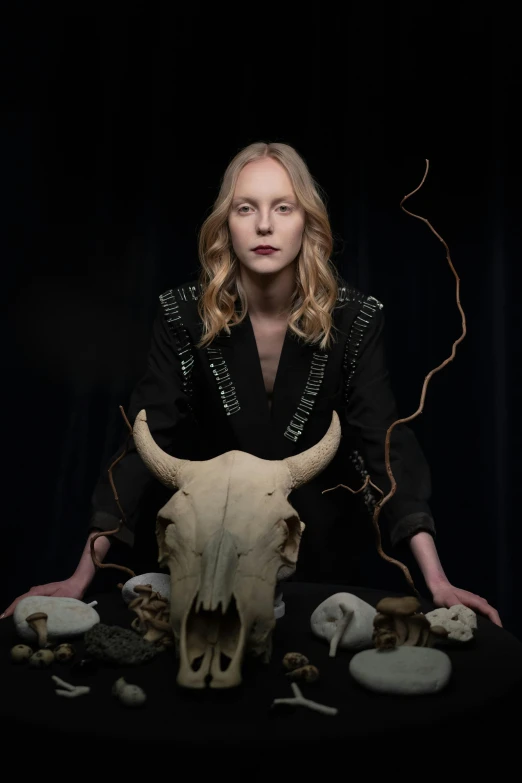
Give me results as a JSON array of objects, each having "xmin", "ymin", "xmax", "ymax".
[{"xmin": 429, "ymin": 581, "xmax": 502, "ymax": 627}]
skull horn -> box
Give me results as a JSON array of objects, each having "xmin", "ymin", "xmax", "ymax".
[
  {"xmin": 283, "ymin": 410, "xmax": 341, "ymax": 490},
  {"xmin": 132, "ymin": 409, "xmax": 189, "ymax": 489}
]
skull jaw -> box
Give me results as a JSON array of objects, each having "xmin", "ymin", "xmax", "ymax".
[
  {"xmin": 175, "ymin": 591, "xmax": 275, "ymax": 689},
  {"xmin": 176, "ymin": 642, "xmax": 244, "ymax": 689},
  {"xmin": 176, "ymin": 592, "xmax": 247, "ymax": 689}
]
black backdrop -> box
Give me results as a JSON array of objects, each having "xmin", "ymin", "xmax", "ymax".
[{"xmin": 2, "ymin": 4, "xmax": 521, "ymax": 638}]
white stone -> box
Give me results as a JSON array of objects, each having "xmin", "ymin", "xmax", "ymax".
[
  {"xmin": 425, "ymin": 605, "xmax": 476, "ymax": 642},
  {"xmin": 121, "ymin": 573, "xmax": 171, "ymax": 604},
  {"xmin": 349, "ymin": 646, "xmax": 452, "ymax": 695},
  {"xmin": 310, "ymin": 592, "xmax": 377, "ymax": 654},
  {"xmin": 14, "ymin": 596, "xmax": 100, "ymax": 643}
]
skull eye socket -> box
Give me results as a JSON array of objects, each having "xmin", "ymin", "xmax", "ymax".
[{"xmin": 278, "ymin": 515, "xmax": 302, "ymax": 563}]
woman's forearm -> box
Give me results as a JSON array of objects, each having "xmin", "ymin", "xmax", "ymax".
[
  {"xmin": 73, "ymin": 530, "xmax": 111, "ymax": 589},
  {"xmin": 408, "ymin": 530, "xmax": 448, "ymax": 591}
]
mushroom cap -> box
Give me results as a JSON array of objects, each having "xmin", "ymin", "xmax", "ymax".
[
  {"xmin": 25, "ymin": 612, "xmax": 49, "ymax": 622},
  {"xmin": 375, "ymin": 596, "xmax": 421, "ymax": 615}
]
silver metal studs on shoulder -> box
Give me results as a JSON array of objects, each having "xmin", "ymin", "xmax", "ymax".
[
  {"xmin": 174, "ymin": 283, "xmax": 202, "ymax": 302},
  {"xmin": 342, "ymin": 293, "xmax": 383, "ymax": 404},
  {"xmin": 159, "ymin": 289, "xmax": 195, "ymax": 398}
]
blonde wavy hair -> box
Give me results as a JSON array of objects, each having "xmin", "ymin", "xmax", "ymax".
[{"xmin": 196, "ymin": 142, "xmax": 341, "ymax": 351}]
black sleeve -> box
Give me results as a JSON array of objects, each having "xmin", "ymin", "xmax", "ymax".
[
  {"xmin": 89, "ymin": 304, "xmax": 193, "ymax": 547},
  {"xmin": 342, "ymin": 305, "xmax": 436, "ymax": 548}
]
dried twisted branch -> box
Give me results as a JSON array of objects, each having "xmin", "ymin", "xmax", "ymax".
[
  {"xmin": 324, "ymin": 160, "xmax": 466, "ymax": 597},
  {"xmin": 89, "ymin": 405, "xmax": 136, "ymax": 578}
]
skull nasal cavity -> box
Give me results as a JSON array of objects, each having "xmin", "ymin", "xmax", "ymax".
[{"xmin": 196, "ymin": 529, "xmax": 239, "ymax": 613}]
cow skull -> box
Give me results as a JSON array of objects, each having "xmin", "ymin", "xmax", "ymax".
[{"xmin": 132, "ymin": 409, "xmax": 341, "ymax": 688}]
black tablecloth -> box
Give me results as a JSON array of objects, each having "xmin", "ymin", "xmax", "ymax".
[{"xmin": 1, "ymin": 582, "xmax": 521, "ymax": 774}]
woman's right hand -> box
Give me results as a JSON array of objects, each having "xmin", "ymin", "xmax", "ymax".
[{"xmin": 0, "ymin": 576, "xmax": 88, "ymax": 619}]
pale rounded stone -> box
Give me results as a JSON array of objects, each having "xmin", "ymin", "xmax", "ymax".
[
  {"xmin": 14, "ymin": 596, "xmax": 100, "ymax": 643},
  {"xmin": 349, "ymin": 646, "xmax": 452, "ymax": 695},
  {"xmin": 121, "ymin": 573, "xmax": 171, "ymax": 604},
  {"xmin": 425, "ymin": 606, "xmax": 476, "ymax": 642},
  {"xmin": 448, "ymin": 604, "xmax": 477, "ymax": 629},
  {"xmin": 311, "ymin": 592, "xmax": 377, "ymax": 652}
]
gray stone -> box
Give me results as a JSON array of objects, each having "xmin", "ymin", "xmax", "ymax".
[
  {"xmin": 349, "ymin": 645, "xmax": 452, "ymax": 695},
  {"xmin": 14, "ymin": 596, "xmax": 100, "ymax": 643}
]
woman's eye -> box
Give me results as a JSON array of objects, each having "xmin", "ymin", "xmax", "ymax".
[{"xmin": 237, "ymin": 204, "xmax": 292, "ymax": 214}]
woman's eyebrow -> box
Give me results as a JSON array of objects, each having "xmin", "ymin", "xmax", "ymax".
[{"xmin": 232, "ymin": 195, "xmax": 296, "ymax": 205}]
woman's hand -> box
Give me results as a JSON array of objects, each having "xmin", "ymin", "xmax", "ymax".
[
  {"xmin": 429, "ymin": 581, "xmax": 502, "ymax": 627},
  {"xmin": 0, "ymin": 577, "xmax": 87, "ymax": 620}
]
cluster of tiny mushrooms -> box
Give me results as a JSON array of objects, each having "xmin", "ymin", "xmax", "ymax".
[{"xmin": 127, "ymin": 584, "xmax": 174, "ymax": 646}]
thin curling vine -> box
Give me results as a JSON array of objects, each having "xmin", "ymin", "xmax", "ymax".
[
  {"xmin": 324, "ymin": 160, "xmax": 466, "ymax": 599},
  {"xmin": 89, "ymin": 405, "xmax": 136, "ymax": 578}
]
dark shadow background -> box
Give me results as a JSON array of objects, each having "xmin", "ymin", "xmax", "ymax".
[{"xmin": 2, "ymin": 4, "xmax": 521, "ymax": 636}]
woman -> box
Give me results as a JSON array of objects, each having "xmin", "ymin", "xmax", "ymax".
[{"xmin": 1, "ymin": 142, "xmax": 501, "ymax": 625}]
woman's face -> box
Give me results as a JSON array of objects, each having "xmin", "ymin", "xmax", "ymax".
[{"xmin": 228, "ymin": 157, "xmax": 305, "ymax": 277}]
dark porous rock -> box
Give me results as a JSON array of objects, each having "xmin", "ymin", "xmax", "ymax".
[{"xmin": 84, "ymin": 623, "xmax": 162, "ymax": 666}]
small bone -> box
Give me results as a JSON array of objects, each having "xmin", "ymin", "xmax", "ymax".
[
  {"xmin": 52, "ymin": 675, "xmax": 90, "ymax": 698},
  {"xmin": 272, "ymin": 683, "xmax": 338, "ymax": 716},
  {"xmin": 87, "ymin": 601, "xmax": 98, "ymax": 607},
  {"xmin": 329, "ymin": 602, "xmax": 354, "ymax": 657},
  {"xmin": 52, "ymin": 675, "xmax": 76, "ymax": 691},
  {"xmin": 55, "ymin": 686, "xmax": 91, "ymax": 698}
]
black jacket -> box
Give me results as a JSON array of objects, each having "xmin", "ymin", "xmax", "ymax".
[{"xmin": 90, "ymin": 279, "xmax": 435, "ymax": 582}]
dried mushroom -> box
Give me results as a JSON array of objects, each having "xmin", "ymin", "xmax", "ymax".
[{"xmin": 372, "ymin": 596, "xmax": 448, "ymax": 649}]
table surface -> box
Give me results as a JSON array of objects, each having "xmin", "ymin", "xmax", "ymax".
[{"xmin": 2, "ymin": 581, "xmax": 522, "ymax": 761}]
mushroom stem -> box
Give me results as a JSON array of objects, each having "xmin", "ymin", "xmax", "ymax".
[
  {"xmin": 329, "ymin": 603, "xmax": 354, "ymax": 657},
  {"xmin": 26, "ymin": 612, "xmax": 49, "ymax": 648}
]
